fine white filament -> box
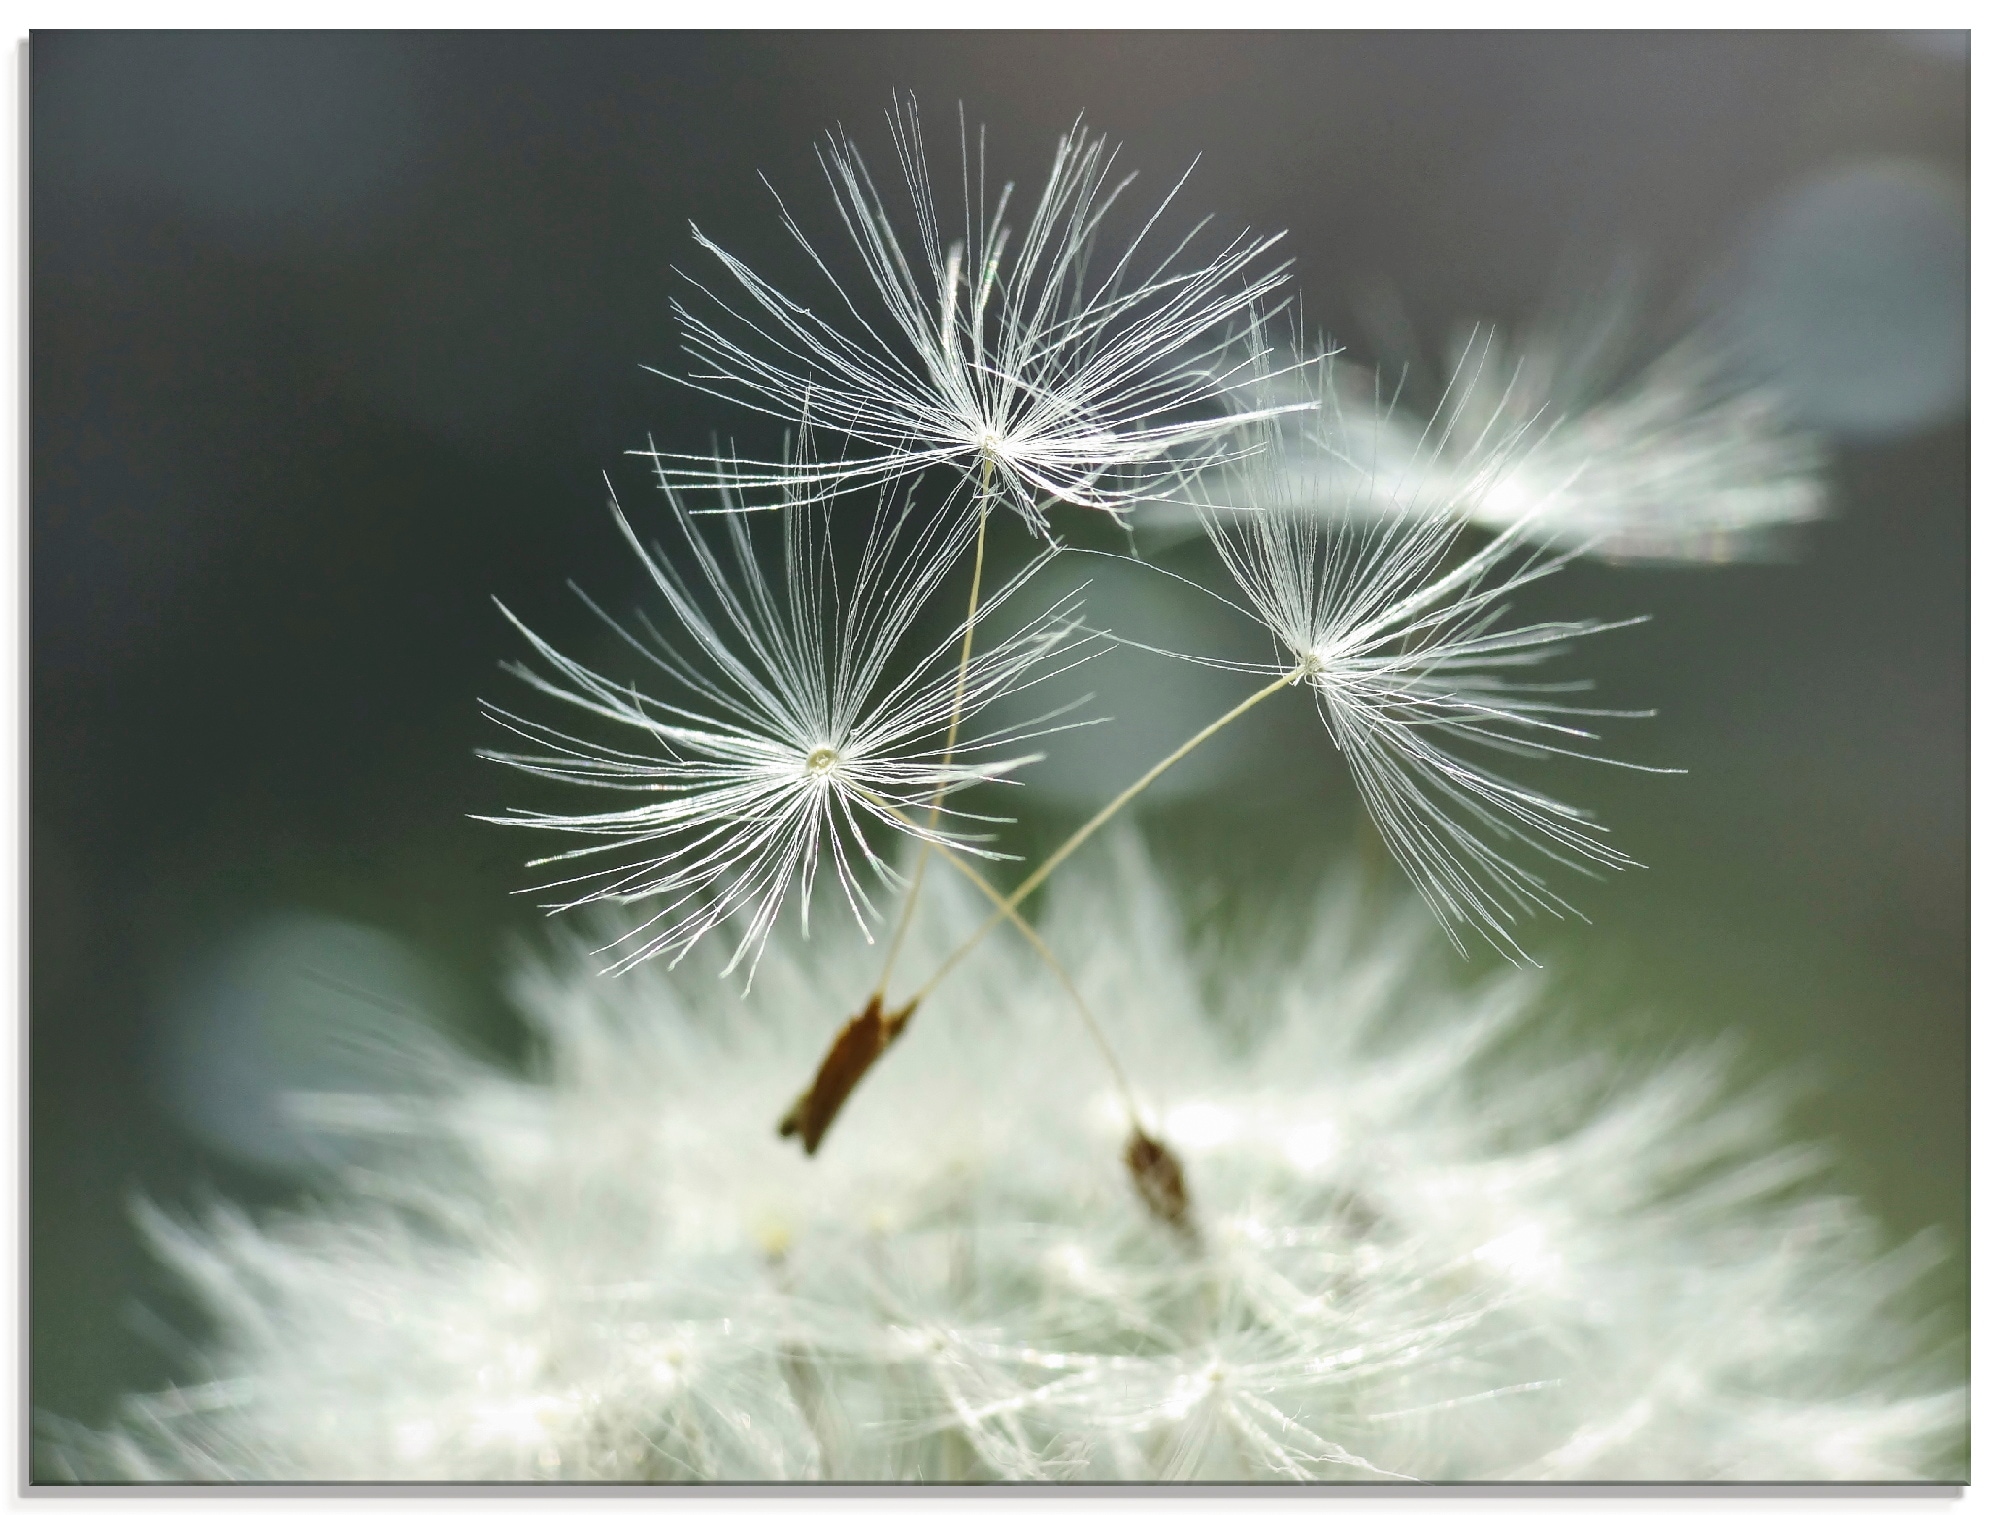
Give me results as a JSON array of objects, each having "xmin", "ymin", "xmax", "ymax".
[
  {"xmin": 476, "ymin": 465, "xmax": 1093, "ymax": 978},
  {"xmin": 652, "ymin": 95, "xmax": 1306, "ymax": 531}
]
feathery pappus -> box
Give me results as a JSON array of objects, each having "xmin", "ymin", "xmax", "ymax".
[
  {"xmin": 476, "ymin": 462, "xmax": 1095, "ymax": 979},
  {"xmin": 1177, "ymin": 295, "xmax": 1828, "ymax": 564},
  {"xmin": 653, "ymin": 94, "xmax": 1307, "ymax": 534},
  {"xmin": 1363, "ymin": 302, "xmax": 1827, "ymax": 562},
  {"xmin": 1169, "ymin": 387, "xmax": 1672, "ymax": 962}
]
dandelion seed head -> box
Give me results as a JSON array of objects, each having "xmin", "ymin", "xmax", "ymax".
[
  {"xmin": 476, "ymin": 466, "xmax": 1097, "ymax": 979},
  {"xmin": 1190, "ymin": 384, "xmax": 1669, "ymax": 961},
  {"xmin": 651, "ymin": 95, "xmax": 1306, "ymax": 533},
  {"xmin": 55, "ymin": 842, "xmax": 1963, "ymax": 1483}
]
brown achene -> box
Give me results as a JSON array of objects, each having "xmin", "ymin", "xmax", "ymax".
[
  {"xmin": 1124, "ymin": 1128, "xmax": 1195, "ymax": 1235},
  {"xmin": 776, "ymin": 992, "xmax": 920, "ymax": 1156},
  {"xmin": 780, "ymin": 988, "xmax": 1200, "ymax": 1240}
]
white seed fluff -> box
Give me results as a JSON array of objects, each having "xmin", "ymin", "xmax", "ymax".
[
  {"xmin": 651, "ymin": 95, "xmax": 1304, "ymax": 533},
  {"xmin": 477, "ymin": 470, "xmax": 1091, "ymax": 979},
  {"xmin": 1225, "ymin": 303, "xmax": 1829, "ymax": 564},
  {"xmin": 1192, "ymin": 394, "xmax": 1667, "ymax": 962},
  {"xmin": 54, "ymin": 844, "xmax": 1962, "ymax": 1483},
  {"xmin": 1364, "ymin": 311, "xmax": 1828, "ymax": 562}
]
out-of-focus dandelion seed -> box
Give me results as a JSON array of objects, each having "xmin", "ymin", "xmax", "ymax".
[
  {"xmin": 1184, "ymin": 291, "xmax": 1829, "ymax": 563},
  {"xmin": 1373, "ymin": 308, "xmax": 1828, "ymax": 562}
]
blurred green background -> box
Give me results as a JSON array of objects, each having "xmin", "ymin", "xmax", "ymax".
[{"xmin": 31, "ymin": 32, "xmax": 1967, "ymax": 1463}]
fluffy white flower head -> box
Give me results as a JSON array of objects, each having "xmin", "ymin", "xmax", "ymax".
[
  {"xmin": 477, "ymin": 465, "xmax": 1093, "ymax": 977},
  {"xmin": 56, "ymin": 843, "xmax": 1963, "ymax": 1483},
  {"xmin": 653, "ymin": 95, "xmax": 1305, "ymax": 533}
]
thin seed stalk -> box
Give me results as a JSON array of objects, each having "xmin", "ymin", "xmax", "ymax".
[
  {"xmin": 779, "ymin": 662, "xmax": 1304, "ymax": 1160},
  {"xmin": 906, "ymin": 665, "xmax": 1305, "ymax": 1005},
  {"xmin": 910, "ymin": 824, "xmax": 1143, "ymax": 1127},
  {"xmin": 869, "ymin": 461, "xmax": 995, "ymax": 1001},
  {"xmin": 798, "ymin": 795, "xmax": 1191, "ymax": 1231}
]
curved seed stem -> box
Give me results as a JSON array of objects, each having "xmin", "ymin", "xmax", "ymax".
[
  {"xmin": 921, "ymin": 840, "xmax": 1143, "ymax": 1128},
  {"xmin": 784, "ymin": 787, "xmax": 1144, "ymax": 1157},
  {"xmin": 905, "ymin": 666, "xmax": 1304, "ymax": 1007},
  {"xmin": 777, "ymin": 666, "xmax": 1301, "ymax": 1166}
]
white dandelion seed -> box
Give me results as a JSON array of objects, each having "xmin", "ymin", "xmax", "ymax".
[
  {"xmin": 50, "ymin": 841, "xmax": 1964, "ymax": 1482},
  {"xmin": 1186, "ymin": 393, "xmax": 1673, "ymax": 961},
  {"xmin": 1158, "ymin": 279, "xmax": 1830, "ymax": 566},
  {"xmin": 1367, "ymin": 299, "xmax": 1829, "ymax": 561},
  {"xmin": 475, "ymin": 464, "xmax": 1096, "ymax": 978},
  {"xmin": 649, "ymin": 94, "xmax": 1305, "ymax": 533},
  {"xmin": 1190, "ymin": 291, "xmax": 1827, "ymax": 562}
]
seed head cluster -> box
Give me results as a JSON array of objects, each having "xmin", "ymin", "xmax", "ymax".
[
  {"xmin": 479, "ymin": 99, "xmax": 1829, "ymax": 975},
  {"xmin": 53, "ymin": 851, "xmax": 1963, "ymax": 1482}
]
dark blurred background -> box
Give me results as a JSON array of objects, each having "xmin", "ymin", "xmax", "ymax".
[{"xmin": 30, "ymin": 31, "xmax": 1968, "ymax": 1452}]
